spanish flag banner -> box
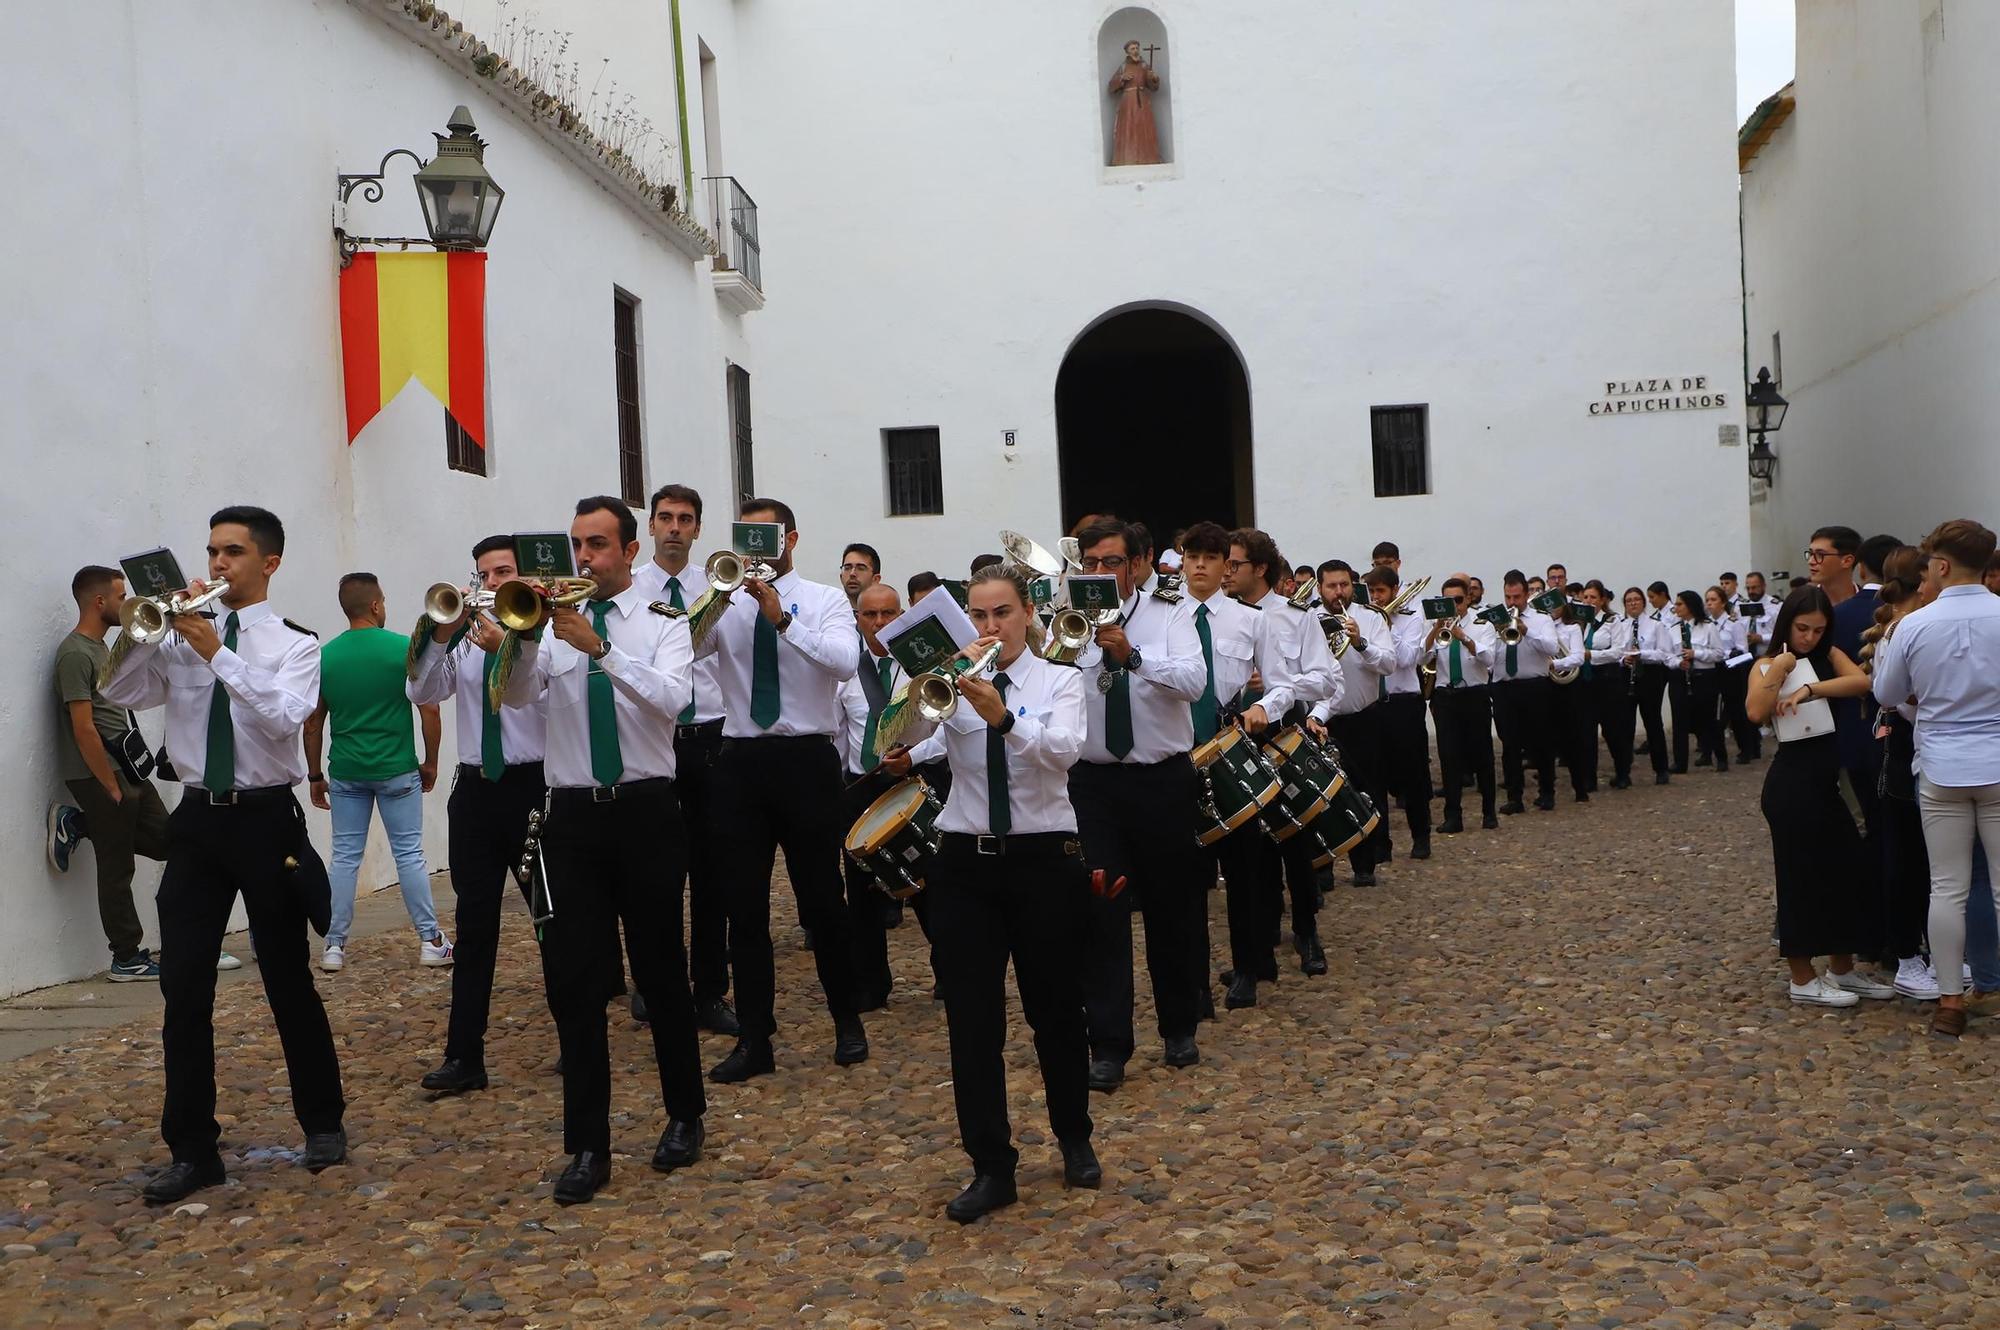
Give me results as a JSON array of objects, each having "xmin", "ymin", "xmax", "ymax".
[{"xmin": 338, "ymin": 251, "xmax": 487, "ymax": 446}]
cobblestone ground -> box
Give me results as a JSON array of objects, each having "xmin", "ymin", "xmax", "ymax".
[{"xmin": 4, "ymin": 764, "xmax": 2000, "ymax": 1328}]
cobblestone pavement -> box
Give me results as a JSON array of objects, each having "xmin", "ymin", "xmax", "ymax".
[{"xmin": 4, "ymin": 763, "xmax": 1999, "ymax": 1328}]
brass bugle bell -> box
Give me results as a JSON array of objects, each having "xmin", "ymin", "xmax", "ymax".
[
  {"xmin": 492, "ymin": 576, "xmax": 598, "ymax": 632},
  {"xmin": 1041, "ymin": 607, "xmax": 1093, "ymax": 664},
  {"xmin": 121, "ymin": 579, "xmax": 233, "ymax": 645},
  {"xmin": 913, "ymin": 642, "xmax": 1003, "ymax": 724},
  {"xmin": 423, "ymin": 582, "xmax": 495, "ymax": 625},
  {"xmin": 705, "ymin": 549, "xmax": 746, "ymax": 592}
]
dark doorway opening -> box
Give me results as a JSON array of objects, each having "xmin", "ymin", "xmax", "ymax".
[{"xmin": 1055, "ymin": 307, "xmax": 1253, "ymax": 546}]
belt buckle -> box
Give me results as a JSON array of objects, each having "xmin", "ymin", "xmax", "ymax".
[
  {"xmin": 975, "ymin": 834, "xmax": 1003, "ymax": 856},
  {"xmin": 205, "ymin": 789, "xmax": 238, "ymax": 807},
  {"xmin": 590, "ymin": 785, "xmax": 618, "ymax": 804}
]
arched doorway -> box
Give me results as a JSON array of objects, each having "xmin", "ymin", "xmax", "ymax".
[{"xmin": 1055, "ymin": 305, "xmax": 1253, "ymax": 543}]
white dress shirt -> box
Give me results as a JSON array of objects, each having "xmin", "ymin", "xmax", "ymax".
[
  {"xmin": 102, "ymin": 599, "xmax": 319, "ymax": 790},
  {"xmin": 406, "ymin": 632, "xmax": 548, "ymax": 768},
  {"xmin": 1311, "ymin": 603, "xmax": 1394, "ymax": 720},
  {"xmin": 1871, "ymin": 583, "xmax": 2000, "ymax": 787},
  {"xmin": 1588, "ymin": 614, "xmax": 1660, "ymax": 669},
  {"xmin": 1489, "ymin": 609, "xmax": 1563, "ymax": 683},
  {"xmin": 906, "ymin": 648, "xmax": 1085, "ymax": 835},
  {"xmin": 632, "ymin": 557, "xmax": 726, "ymax": 724},
  {"xmin": 837, "ymin": 648, "xmax": 936, "ymax": 774},
  {"xmin": 1178, "ymin": 590, "xmax": 1298, "ymax": 721},
  {"xmin": 1551, "ymin": 621, "xmax": 1587, "ymax": 674},
  {"xmin": 1666, "ymin": 618, "xmax": 1726, "ymax": 671},
  {"xmin": 1075, "ymin": 585, "xmax": 1206, "ymax": 765},
  {"xmin": 1382, "ymin": 607, "xmax": 1431, "ymax": 696},
  {"xmin": 1242, "ymin": 592, "xmax": 1341, "ymax": 711},
  {"xmin": 503, "ymin": 583, "xmax": 693, "ymax": 787},
  {"xmin": 696, "ymin": 570, "xmax": 859, "ymax": 739},
  {"xmin": 1424, "ymin": 619, "xmax": 1498, "ymax": 688}
]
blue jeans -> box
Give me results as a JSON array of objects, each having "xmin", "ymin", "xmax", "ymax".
[
  {"xmin": 1965, "ymin": 845, "xmax": 1999, "ymax": 991},
  {"xmin": 327, "ymin": 771, "xmax": 438, "ymax": 948}
]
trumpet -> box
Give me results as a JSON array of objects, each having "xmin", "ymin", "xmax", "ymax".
[
  {"xmin": 120, "ymin": 579, "xmax": 233, "ymax": 645},
  {"xmin": 1501, "ymin": 610, "xmax": 1525, "ymax": 646},
  {"xmin": 491, "ymin": 576, "xmax": 599, "ymax": 632},
  {"xmin": 1041, "ymin": 606, "xmax": 1094, "ymax": 664},
  {"xmin": 422, "ymin": 581, "xmax": 496, "ymax": 625},
  {"xmin": 913, "ymin": 642, "xmax": 1004, "ymax": 724},
  {"xmin": 1364, "ymin": 574, "xmax": 1431, "ymax": 619}
]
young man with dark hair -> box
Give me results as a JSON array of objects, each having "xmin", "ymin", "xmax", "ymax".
[
  {"xmin": 103, "ymin": 505, "xmax": 347, "ymax": 1203},
  {"xmin": 908, "ymin": 570, "xmax": 943, "ymax": 602},
  {"xmin": 305, "ymin": 573, "xmax": 448, "ymax": 972},
  {"xmin": 969, "ymin": 553, "xmax": 1004, "ymax": 575},
  {"xmin": 1370, "ymin": 541, "xmax": 1400, "ymax": 570},
  {"xmin": 839, "ymin": 543, "xmax": 882, "ymax": 606},
  {"xmin": 697, "ymin": 497, "xmax": 867, "ymax": 1082},
  {"xmin": 1306, "ymin": 559, "xmax": 1395, "ymax": 885},
  {"xmin": 408, "ymin": 533, "xmax": 553, "ymax": 1094},
  {"xmin": 1426, "ymin": 575, "xmax": 1499, "ymax": 832},
  {"xmin": 1546, "ymin": 564, "xmax": 1568, "ymax": 592},
  {"xmin": 631, "ymin": 483, "xmax": 738, "ymax": 1037},
  {"xmin": 1364, "ymin": 564, "xmax": 1434, "ymax": 860},
  {"xmin": 1809, "ymin": 524, "xmax": 1879, "ymax": 836},
  {"xmin": 1489, "ymin": 570, "xmax": 1567, "ymax": 808}
]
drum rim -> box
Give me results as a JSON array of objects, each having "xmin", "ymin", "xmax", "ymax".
[
  {"xmin": 846, "ymin": 779, "xmax": 928, "ymax": 856},
  {"xmin": 1191, "ymin": 727, "xmax": 1244, "ymax": 765}
]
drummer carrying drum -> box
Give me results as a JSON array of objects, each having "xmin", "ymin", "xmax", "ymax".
[{"xmin": 884, "ymin": 563, "xmax": 1099, "ymax": 1224}]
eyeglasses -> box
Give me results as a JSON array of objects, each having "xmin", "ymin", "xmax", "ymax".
[
  {"xmin": 1224, "ymin": 560, "xmax": 1249, "ymax": 573},
  {"xmin": 839, "ymin": 563, "xmax": 874, "ymax": 574},
  {"xmin": 1803, "ymin": 548, "xmax": 1840, "ymax": 563},
  {"xmin": 1078, "ymin": 556, "xmax": 1127, "ymax": 571}
]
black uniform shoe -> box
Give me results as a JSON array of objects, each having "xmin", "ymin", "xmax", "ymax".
[
  {"xmin": 1574, "ymin": 791, "xmax": 1591, "ymax": 803},
  {"xmin": 1060, "ymin": 1140, "xmax": 1103, "ymax": 1189},
  {"xmin": 630, "ymin": 991, "xmax": 650, "ymax": 1023},
  {"xmin": 1481, "ymin": 813, "xmax": 1499, "ymax": 830},
  {"xmin": 709, "ymin": 1039, "xmax": 776, "ymax": 1083},
  {"xmin": 420, "ymin": 1058, "xmax": 488, "ymax": 1094},
  {"xmin": 553, "ymin": 1151, "xmax": 610, "ymax": 1205},
  {"xmin": 651, "ymin": 1118, "xmax": 705, "ymax": 1172},
  {"xmin": 833, "ymin": 1016, "xmax": 870, "ymax": 1066},
  {"xmin": 303, "ymin": 1129, "xmax": 347, "ymax": 1172},
  {"xmin": 1534, "ymin": 795, "xmax": 1556, "ymax": 811},
  {"xmin": 142, "ymin": 1157, "xmax": 225, "ymax": 1205},
  {"xmin": 1655, "ymin": 771, "xmax": 1671, "ymax": 786},
  {"xmin": 1671, "ymin": 764, "xmax": 1689, "ymax": 775},
  {"xmin": 1610, "ymin": 775, "xmax": 1633, "ymax": 790},
  {"xmin": 852, "ymin": 990, "xmax": 889, "ymax": 1014},
  {"xmin": 695, "ymin": 998, "xmax": 741, "ymax": 1036},
  {"xmin": 1438, "ymin": 816, "xmax": 1464, "ymax": 835},
  {"xmin": 1351, "ymin": 869, "xmax": 1377, "ymax": 888},
  {"xmin": 946, "ymin": 1172, "xmax": 1017, "ymax": 1223},
  {"xmin": 1296, "ymin": 931, "xmax": 1328, "ymax": 976},
  {"xmin": 1163, "ymin": 1034, "xmax": 1200, "ymax": 1067},
  {"xmin": 1499, "ymin": 800, "xmax": 1526, "ymax": 815},
  {"xmin": 1693, "ymin": 752, "xmax": 1712, "ymax": 767},
  {"xmin": 1087, "ymin": 1058, "xmax": 1125, "ymax": 1092},
  {"xmin": 1409, "ymin": 838, "xmax": 1432, "ymax": 860},
  {"xmin": 1225, "ymin": 973, "xmax": 1258, "ymax": 1009},
  {"xmin": 1715, "ymin": 755, "xmax": 1730, "ymax": 773}
]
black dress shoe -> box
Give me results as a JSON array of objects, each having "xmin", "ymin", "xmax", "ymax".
[
  {"xmin": 1715, "ymin": 755, "xmax": 1729, "ymax": 773},
  {"xmin": 1574, "ymin": 791, "xmax": 1591, "ymax": 803},
  {"xmin": 833, "ymin": 1016, "xmax": 869, "ymax": 1066},
  {"xmin": 1163, "ymin": 1034, "xmax": 1199, "ymax": 1067},
  {"xmin": 1671, "ymin": 764, "xmax": 1688, "ymax": 775},
  {"xmin": 1351, "ymin": 869, "xmax": 1377, "ymax": 888},
  {"xmin": 554, "ymin": 1151, "xmax": 610, "ymax": 1205},
  {"xmin": 1499, "ymin": 800, "xmax": 1525, "ymax": 815},
  {"xmin": 1225, "ymin": 973, "xmax": 1258, "ymax": 1009},
  {"xmin": 852, "ymin": 990, "xmax": 889, "ymax": 1014},
  {"xmin": 695, "ymin": 998, "xmax": 741, "ymax": 1036},
  {"xmin": 1409, "ymin": 838, "xmax": 1432, "ymax": 861},
  {"xmin": 1296, "ymin": 931, "xmax": 1328, "ymax": 976},
  {"xmin": 1534, "ymin": 795, "xmax": 1556, "ymax": 811},
  {"xmin": 1655, "ymin": 771, "xmax": 1671, "ymax": 785},
  {"xmin": 651, "ymin": 1118, "xmax": 705, "ymax": 1172},
  {"xmin": 1481, "ymin": 813, "xmax": 1499, "ymax": 830},
  {"xmin": 143, "ymin": 1157, "xmax": 225, "ymax": 1204},
  {"xmin": 1693, "ymin": 753, "xmax": 1712, "ymax": 767},
  {"xmin": 420, "ymin": 1058, "xmax": 488, "ymax": 1094},
  {"xmin": 1610, "ymin": 775, "xmax": 1632, "ymax": 790},
  {"xmin": 1438, "ymin": 816, "xmax": 1464, "ymax": 835},
  {"xmin": 1061, "ymin": 1139, "xmax": 1103, "ymax": 1189},
  {"xmin": 630, "ymin": 991, "xmax": 650, "ymax": 1023},
  {"xmin": 946, "ymin": 1172, "xmax": 1017, "ymax": 1223},
  {"xmin": 709, "ymin": 1039, "xmax": 776, "ymax": 1083},
  {"xmin": 303, "ymin": 1129, "xmax": 347, "ymax": 1172},
  {"xmin": 1087, "ymin": 1058, "xmax": 1125, "ymax": 1092}
]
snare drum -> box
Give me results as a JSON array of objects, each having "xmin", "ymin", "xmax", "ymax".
[
  {"xmin": 1303, "ymin": 778, "xmax": 1382, "ymax": 868},
  {"xmin": 844, "ymin": 777, "xmax": 944, "ymax": 899},
  {"xmin": 1258, "ymin": 725, "xmax": 1344, "ymax": 842},
  {"xmin": 1192, "ymin": 727, "xmax": 1280, "ymax": 846}
]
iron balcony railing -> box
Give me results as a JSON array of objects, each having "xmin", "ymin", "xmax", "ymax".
[{"xmin": 703, "ymin": 175, "xmax": 762, "ymax": 293}]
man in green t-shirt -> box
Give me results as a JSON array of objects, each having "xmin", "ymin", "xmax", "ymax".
[{"xmin": 303, "ymin": 573, "xmax": 449, "ymax": 971}]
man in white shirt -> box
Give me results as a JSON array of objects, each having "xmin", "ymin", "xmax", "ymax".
[
  {"xmin": 1425, "ymin": 575, "xmax": 1498, "ymax": 832},
  {"xmin": 1362, "ymin": 564, "xmax": 1434, "ymax": 860},
  {"xmin": 631, "ymin": 484, "xmax": 739, "ymax": 1037},
  {"xmin": 103, "ymin": 505, "xmax": 347, "ymax": 1204},
  {"xmin": 1488, "ymin": 571, "xmax": 1564, "ymax": 810},
  {"xmin": 696, "ymin": 498, "xmax": 867, "ymax": 1082},
  {"xmin": 1307, "ymin": 559, "xmax": 1394, "ymax": 886}
]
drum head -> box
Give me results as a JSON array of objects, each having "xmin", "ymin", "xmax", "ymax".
[{"xmin": 846, "ymin": 779, "xmax": 926, "ymax": 856}]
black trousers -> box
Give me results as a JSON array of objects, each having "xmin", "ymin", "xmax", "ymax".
[
  {"xmin": 1591, "ymin": 669, "xmax": 1638, "ymax": 782},
  {"xmin": 1552, "ymin": 676, "xmax": 1598, "ymax": 793},
  {"xmin": 442, "ymin": 761, "xmax": 547, "ymax": 1067},
  {"xmin": 1379, "ymin": 693, "xmax": 1433, "ymax": 841},
  {"xmin": 1671, "ymin": 669, "xmax": 1725, "ymax": 769},
  {"xmin": 1430, "ymin": 685, "xmax": 1495, "ymax": 820},
  {"xmin": 929, "ymin": 833, "xmax": 1092, "ymax": 1175},
  {"xmin": 1069, "ymin": 757, "xmax": 1203, "ymax": 1060},
  {"xmin": 711, "ymin": 735, "xmax": 858, "ymax": 1042},
  {"xmin": 1276, "ymin": 834, "xmax": 1320, "ymax": 938},
  {"xmin": 1635, "ymin": 665, "xmax": 1671, "ymax": 775},
  {"xmin": 1492, "ymin": 678, "xmax": 1555, "ymax": 802},
  {"xmin": 157, "ymin": 795, "xmax": 344, "ymax": 1166},
  {"xmin": 1329, "ymin": 706, "xmax": 1386, "ymax": 873},
  {"xmin": 673, "ymin": 721, "xmax": 731, "ymax": 1006},
  {"xmin": 1722, "ymin": 664, "xmax": 1760, "ymax": 759},
  {"xmin": 538, "ymin": 780, "xmax": 705, "ymax": 1155},
  {"xmin": 841, "ymin": 766, "xmax": 902, "ymax": 1005},
  {"xmin": 1215, "ymin": 820, "xmax": 1278, "ymax": 981}
]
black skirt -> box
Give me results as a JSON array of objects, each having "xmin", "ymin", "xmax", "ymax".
[{"xmin": 1762, "ymin": 733, "xmax": 1870, "ymax": 957}]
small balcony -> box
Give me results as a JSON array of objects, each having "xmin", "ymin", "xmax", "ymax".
[{"xmin": 704, "ymin": 175, "xmax": 763, "ymax": 314}]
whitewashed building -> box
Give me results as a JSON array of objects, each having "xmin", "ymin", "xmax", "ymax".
[
  {"xmin": 4, "ymin": 0, "xmax": 1748, "ymax": 994},
  {"xmin": 1740, "ymin": 0, "xmax": 1999, "ymax": 570}
]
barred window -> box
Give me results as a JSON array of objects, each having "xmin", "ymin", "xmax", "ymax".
[
  {"xmin": 883, "ymin": 427, "xmax": 944, "ymax": 516},
  {"xmin": 444, "ymin": 411, "xmax": 486, "ymax": 476},
  {"xmin": 727, "ymin": 363, "xmax": 754, "ymax": 504},
  {"xmin": 614, "ymin": 291, "xmax": 644, "ymax": 506},
  {"xmin": 1370, "ymin": 404, "xmax": 1429, "ymax": 498}
]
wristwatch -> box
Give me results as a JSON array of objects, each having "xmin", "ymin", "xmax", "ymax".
[
  {"xmin": 995, "ymin": 711, "xmax": 1017, "ymax": 736},
  {"xmin": 775, "ymin": 611, "xmax": 794, "ymax": 634},
  {"xmin": 1124, "ymin": 645, "xmax": 1144, "ymax": 672}
]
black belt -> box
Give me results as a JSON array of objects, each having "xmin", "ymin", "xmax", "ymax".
[
  {"xmin": 551, "ymin": 776, "xmax": 674, "ymax": 805},
  {"xmin": 185, "ymin": 783, "xmax": 293, "ymax": 807},
  {"xmin": 676, "ymin": 719, "xmax": 725, "ymax": 739},
  {"xmin": 943, "ymin": 830, "xmax": 1079, "ymax": 857},
  {"xmin": 457, "ymin": 759, "xmax": 546, "ymax": 779}
]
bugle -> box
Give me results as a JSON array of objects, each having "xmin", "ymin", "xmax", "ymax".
[
  {"xmin": 120, "ymin": 579, "xmax": 233, "ymax": 645},
  {"xmin": 492, "ymin": 576, "xmax": 599, "ymax": 632},
  {"xmin": 1041, "ymin": 606, "xmax": 1094, "ymax": 664},
  {"xmin": 422, "ymin": 582, "xmax": 495, "ymax": 625},
  {"xmin": 913, "ymin": 642, "xmax": 1004, "ymax": 724}
]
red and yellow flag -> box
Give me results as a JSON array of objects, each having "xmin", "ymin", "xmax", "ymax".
[{"xmin": 338, "ymin": 251, "xmax": 487, "ymax": 446}]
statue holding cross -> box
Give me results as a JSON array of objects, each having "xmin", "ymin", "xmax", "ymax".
[{"xmin": 1108, "ymin": 39, "xmax": 1164, "ymax": 166}]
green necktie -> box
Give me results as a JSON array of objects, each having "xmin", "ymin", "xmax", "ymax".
[
  {"xmin": 987, "ymin": 672, "xmax": 1012, "ymax": 837},
  {"xmin": 1191, "ymin": 604, "xmax": 1219, "ymax": 744},
  {"xmin": 751, "ymin": 611, "xmax": 782, "ymax": 729},
  {"xmin": 202, "ymin": 612, "xmax": 239, "ymax": 794},
  {"xmin": 860, "ymin": 656, "xmax": 893, "ymax": 771},
  {"xmin": 481, "ymin": 649, "xmax": 505, "ymax": 780},
  {"xmin": 587, "ymin": 601, "xmax": 624, "ymax": 786},
  {"xmin": 1105, "ymin": 660, "xmax": 1134, "ymax": 759},
  {"xmin": 1582, "ymin": 624, "xmax": 1596, "ymax": 682},
  {"xmin": 1505, "ymin": 638, "xmax": 1518, "ymax": 677},
  {"xmin": 1448, "ymin": 637, "xmax": 1463, "ymax": 687},
  {"xmin": 1378, "ymin": 671, "xmax": 1387, "ymax": 702},
  {"xmin": 668, "ymin": 576, "xmax": 696, "ymax": 724}
]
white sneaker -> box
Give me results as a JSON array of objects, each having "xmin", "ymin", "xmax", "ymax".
[
  {"xmin": 216, "ymin": 951, "xmax": 243, "ymax": 972},
  {"xmin": 1789, "ymin": 975, "xmax": 1859, "ymax": 1008},
  {"xmin": 420, "ymin": 935, "xmax": 455, "ymax": 967},
  {"xmin": 1827, "ymin": 968, "xmax": 1896, "ymax": 1000},
  {"xmin": 320, "ymin": 945, "xmax": 346, "ymax": 973},
  {"xmin": 1895, "ymin": 959, "xmax": 1940, "ymax": 1000}
]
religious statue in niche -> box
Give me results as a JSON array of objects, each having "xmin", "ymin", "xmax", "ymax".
[{"xmin": 1108, "ymin": 39, "xmax": 1163, "ymax": 166}]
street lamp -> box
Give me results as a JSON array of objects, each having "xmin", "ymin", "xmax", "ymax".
[
  {"xmin": 1745, "ymin": 366, "xmax": 1787, "ymax": 483},
  {"xmin": 335, "ymin": 106, "xmax": 504, "ymax": 265}
]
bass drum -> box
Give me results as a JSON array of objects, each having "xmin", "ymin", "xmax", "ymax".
[
  {"xmin": 1191, "ymin": 727, "xmax": 1280, "ymax": 846},
  {"xmin": 844, "ymin": 777, "xmax": 944, "ymax": 899}
]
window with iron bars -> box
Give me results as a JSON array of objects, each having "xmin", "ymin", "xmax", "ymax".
[
  {"xmin": 1370, "ymin": 404, "xmax": 1430, "ymax": 498},
  {"xmin": 727, "ymin": 363, "xmax": 754, "ymax": 505},
  {"xmin": 883, "ymin": 427, "xmax": 944, "ymax": 516},
  {"xmin": 614, "ymin": 291, "xmax": 644, "ymax": 506},
  {"xmin": 444, "ymin": 411, "xmax": 486, "ymax": 476}
]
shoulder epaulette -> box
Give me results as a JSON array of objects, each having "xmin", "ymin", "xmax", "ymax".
[
  {"xmin": 282, "ymin": 618, "xmax": 318, "ymax": 639},
  {"xmin": 649, "ymin": 601, "xmax": 687, "ymax": 619},
  {"xmin": 1150, "ymin": 585, "xmax": 1183, "ymax": 604}
]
